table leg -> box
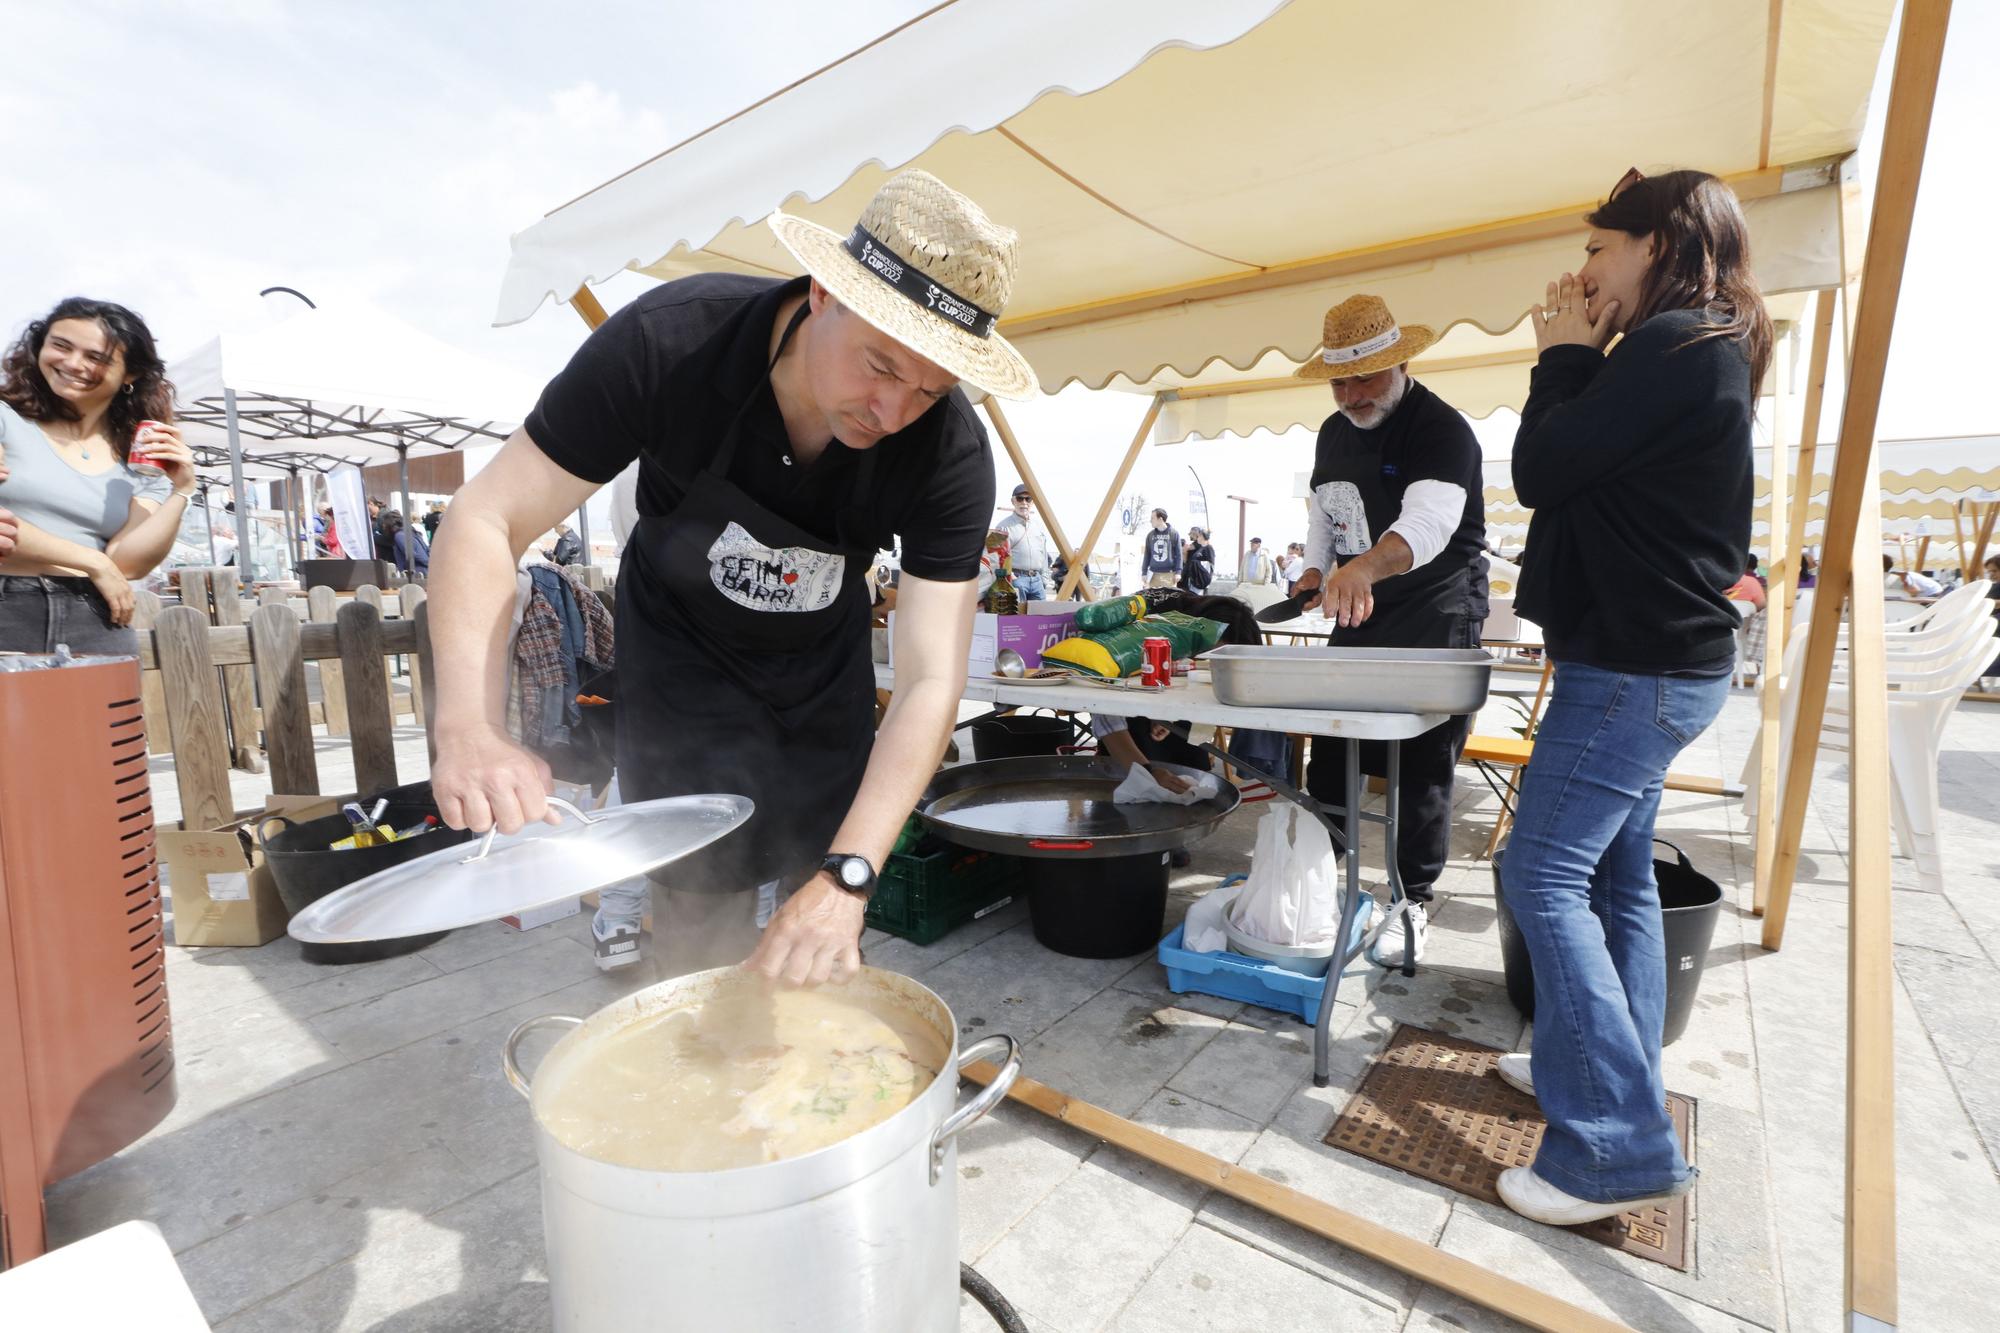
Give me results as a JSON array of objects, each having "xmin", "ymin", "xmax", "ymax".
[
  {"xmin": 1312, "ymin": 739, "xmax": 1369, "ymax": 1087},
  {"xmin": 1385, "ymin": 739, "xmax": 1413, "ymax": 978}
]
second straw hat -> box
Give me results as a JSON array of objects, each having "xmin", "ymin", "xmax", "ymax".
[
  {"xmin": 1293, "ymin": 294, "xmax": 1437, "ymax": 381},
  {"xmin": 769, "ymin": 170, "xmax": 1039, "ymax": 401}
]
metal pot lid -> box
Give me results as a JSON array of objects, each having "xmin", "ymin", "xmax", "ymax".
[{"xmin": 286, "ymin": 794, "xmax": 753, "ymax": 944}]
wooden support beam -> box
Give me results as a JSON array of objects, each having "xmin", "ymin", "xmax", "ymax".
[
  {"xmin": 129, "ymin": 618, "xmax": 419, "ymax": 672},
  {"xmin": 1057, "ymin": 395, "xmax": 1165, "ymax": 600},
  {"xmin": 962, "ymin": 1063, "xmax": 1630, "ymax": 1333},
  {"xmin": 570, "ymin": 284, "xmax": 610, "ymax": 330},
  {"xmin": 1761, "ymin": 4, "xmax": 1952, "ymax": 1326},
  {"xmin": 1782, "ymin": 293, "xmax": 1839, "ymax": 628},
  {"xmin": 980, "ymin": 399, "xmax": 1094, "ymax": 601},
  {"xmin": 1973, "ymin": 498, "xmax": 1998, "ymax": 572},
  {"xmin": 1753, "ymin": 318, "xmax": 1797, "ymax": 915}
]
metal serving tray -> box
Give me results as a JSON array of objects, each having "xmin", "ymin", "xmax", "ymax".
[{"xmin": 1205, "ymin": 644, "xmax": 1495, "ymax": 714}]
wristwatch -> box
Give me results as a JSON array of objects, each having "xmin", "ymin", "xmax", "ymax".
[{"xmin": 821, "ymin": 853, "xmax": 878, "ymax": 900}]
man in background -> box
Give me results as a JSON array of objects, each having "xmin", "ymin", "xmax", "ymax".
[
  {"xmin": 1239, "ymin": 536, "xmax": 1278, "ymax": 585},
  {"xmin": 1140, "ymin": 508, "xmax": 1182, "ymax": 588},
  {"xmin": 997, "ymin": 483, "xmax": 1053, "ymax": 600}
]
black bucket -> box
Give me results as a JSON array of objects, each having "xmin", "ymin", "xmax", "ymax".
[
  {"xmin": 1492, "ymin": 840, "xmax": 1724, "ymax": 1045},
  {"xmin": 256, "ymin": 780, "xmax": 476, "ymax": 965},
  {"xmin": 1029, "ymin": 852, "xmax": 1169, "ymax": 959},
  {"xmin": 970, "ymin": 713, "xmax": 1072, "ymax": 761}
]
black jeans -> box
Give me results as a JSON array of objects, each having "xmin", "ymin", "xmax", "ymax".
[
  {"xmin": 0, "ymin": 576, "xmax": 135, "ymax": 655},
  {"xmin": 1304, "ymin": 712, "xmax": 1474, "ymax": 905}
]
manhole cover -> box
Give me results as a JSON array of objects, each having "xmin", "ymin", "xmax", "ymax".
[{"xmin": 1325, "ymin": 1025, "xmax": 1693, "ymax": 1270}]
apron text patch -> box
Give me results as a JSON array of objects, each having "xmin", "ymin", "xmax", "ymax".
[{"xmin": 707, "ymin": 521, "xmax": 846, "ymax": 612}]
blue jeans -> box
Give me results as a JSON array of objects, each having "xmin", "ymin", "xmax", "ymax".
[
  {"xmin": 1500, "ymin": 661, "xmax": 1729, "ymax": 1202},
  {"xmin": 1014, "ymin": 572, "xmax": 1047, "ymax": 601}
]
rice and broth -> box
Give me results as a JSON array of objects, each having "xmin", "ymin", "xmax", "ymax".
[{"xmin": 538, "ymin": 969, "xmax": 949, "ymax": 1172}]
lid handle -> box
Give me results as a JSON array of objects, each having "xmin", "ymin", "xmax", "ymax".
[{"xmin": 459, "ymin": 795, "xmax": 600, "ymax": 865}]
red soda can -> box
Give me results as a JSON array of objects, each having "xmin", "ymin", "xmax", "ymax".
[
  {"xmin": 129, "ymin": 420, "xmax": 166, "ymax": 476},
  {"xmin": 1142, "ymin": 636, "xmax": 1172, "ymax": 687}
]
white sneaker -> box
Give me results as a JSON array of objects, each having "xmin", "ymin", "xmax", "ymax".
[
  {"xmin": 1497, "ymin": 1166, "xmax": 1687, "ymax": 1226},
  {"xmin": 1496, "ymin": 1052, "xmax": 1535, "ymax": 1098},
  {"xmin": 1367, "ymin": 901, "xmax": 1428, "ymax": 967},
  {"xmin": 592, "ymin": 916, "xmax": 643, "ymax": 972}
]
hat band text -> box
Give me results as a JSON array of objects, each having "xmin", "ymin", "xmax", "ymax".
[
  {"xmin": 1321, "ymin": 325, "xmax": 1402, "ymax": 365},
  {"xmin": 844, "ymin": 224, "xmax": 998, "ymax": 340}
]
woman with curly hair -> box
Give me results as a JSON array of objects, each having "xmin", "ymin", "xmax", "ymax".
[{"xmin": 0, "ymin": 297, "xmax": 198, "ymax": 652}]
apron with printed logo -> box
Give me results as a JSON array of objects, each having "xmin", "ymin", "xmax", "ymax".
[{"xmin": 615, "ymin": 305, "xmax": 881, "ymax": 892}]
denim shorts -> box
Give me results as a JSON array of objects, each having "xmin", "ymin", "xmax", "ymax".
[{"xmin": 0, "ymin": 575, "xmax": 137, "ymax": 656}]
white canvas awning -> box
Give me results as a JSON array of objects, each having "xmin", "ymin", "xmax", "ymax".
[{"xmin": 497, "ymin": 0, "xmax": 1892, "ymax": 399}]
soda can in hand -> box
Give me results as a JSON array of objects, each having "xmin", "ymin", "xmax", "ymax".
[{"xmin": 128, "ymin": 420, "xmax": 167, "ymax": 477}]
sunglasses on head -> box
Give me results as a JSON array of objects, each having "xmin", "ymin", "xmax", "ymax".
[{"xmin": 1609, "ymin": 166, "xmax": 1644, "ymax": 201}]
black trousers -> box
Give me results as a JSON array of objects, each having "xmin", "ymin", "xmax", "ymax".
[{"xmin": 1302, "ymin": 596, "xmax": 1480, "ymax": 904}]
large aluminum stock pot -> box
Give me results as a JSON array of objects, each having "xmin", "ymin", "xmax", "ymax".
[{"xmin": 504, "ymin": 966, "xmax": 1021, "ymax": 1333}]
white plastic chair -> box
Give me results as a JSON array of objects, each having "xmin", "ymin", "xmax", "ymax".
[{"xmin": 1743, "ymin": 611, "xmax": 1992, "ymax": 893}]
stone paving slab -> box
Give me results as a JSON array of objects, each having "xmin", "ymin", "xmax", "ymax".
[{"xmin": 31, "ymin": 696, "xmax": 2000, "ymax": 1331}]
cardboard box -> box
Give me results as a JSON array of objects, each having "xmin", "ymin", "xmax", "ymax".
[
  {"xmin": 888, "ymin": 603, "xmax": 1077, "ymax": 674},
  {"xmin": 159, "ymin": 795, "xmax": 340, "ymax": 947},
  {"xmin": 502, "ymin": 898, "xmax": 582, "ymax": 932}
]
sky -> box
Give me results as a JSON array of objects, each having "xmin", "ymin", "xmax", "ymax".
[{"xmin": 8, "ymin": 1, "xmax": 1995, "ymax": 573}]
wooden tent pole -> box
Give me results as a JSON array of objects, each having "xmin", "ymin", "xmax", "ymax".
[
  {"xmin": 1974, "ymin": 498, "xmax": 1998, "ymax": 571},
  {"xmin": 981, "ymin": 399, "xmax": 1095, "ymax": 601},
  {"xmin": 1751, "ymin": 322, "xmax": 1795, "ymax": 916},
  {"xmin": 1783, "ymin": 292, "xmax": 1838, "ymax": 627},
  {"xmin": 1057, "ymin": 395, "xmax": 1165, "ymax": 600},
  {"xmin": 1761, "ymin": 5, "xmax": 1952, "ymax": 1327},
  {"xmin": 570, "ymin": 284, "xmax": 610, "ymax": 330},
  {"xmin": 963, "ymin": 1063, "xmax": 1630, "ymax": 1333}
]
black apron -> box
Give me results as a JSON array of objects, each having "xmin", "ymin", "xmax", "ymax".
[
  {"xmin": 1315, "ymin": 428, "xmax": 1485, "ymax": 650},
  {"xmin": 614, "ymin": 304, "xmax": 880, "ymax": 892}
]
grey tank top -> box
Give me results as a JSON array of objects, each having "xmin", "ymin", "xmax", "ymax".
[{"xmin": 0, "ymin": 402, "xmax": 171, "ymax": 550}]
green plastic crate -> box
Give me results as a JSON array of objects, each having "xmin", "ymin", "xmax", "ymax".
[{"xmin": 866, "ymin": 845, "xmax": 1022, "ymax": 946}]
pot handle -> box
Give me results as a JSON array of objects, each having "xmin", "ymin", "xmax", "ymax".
[
  {"xmin": 930, "ymin": 1034, "xmax": 1021, "ymax": 1185},
  {"xmin": 460, "ymin": 795, "xmax": 599, "ymax": 865},
  {"xmin": 503, "ymin": 1013, "xmax": 583, "ymax": 1100}
]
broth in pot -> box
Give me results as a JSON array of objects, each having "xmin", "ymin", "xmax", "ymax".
[{"xmin": 538, "ymin": 971, "xmax": 950, "ymax": 1172}]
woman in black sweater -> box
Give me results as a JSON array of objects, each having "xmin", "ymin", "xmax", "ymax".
[{"xmin": 1496, "ymin": 170, "xmax": 1770, "ymax": 1227}]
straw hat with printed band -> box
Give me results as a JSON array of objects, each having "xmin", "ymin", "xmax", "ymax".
[
  {"xmin": 768, "ymin": 169, "xmax": 1040, "ymax": 401},
  {"xmin": 1292, "ymin": 294, "xmax": 1438, "ymax": 381}
]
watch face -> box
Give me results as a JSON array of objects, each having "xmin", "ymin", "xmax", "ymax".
[{"xmin": 838, "ymin": 858, "xmax": 870, "ymax": 888}]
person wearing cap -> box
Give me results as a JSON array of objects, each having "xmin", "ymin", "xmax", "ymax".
[
  {"xmin": 1239, "ymin": 536, "xmax": 1278, "ymax": 585},
  {"xmin": 1292, "ymin": 295, "xmax": 1489, "ymax": 967},
  {"xmin": 997, "ymin": 482, "xmax": 1053, "ymax": 601},
  {"xmin": 426, "ymin": 169, "xmax": 1029, "ymax": 986}
]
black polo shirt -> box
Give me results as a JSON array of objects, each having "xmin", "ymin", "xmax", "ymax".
[{"xmin": 524, "ymin": 273, "xmax": 994, "ymax": 582}]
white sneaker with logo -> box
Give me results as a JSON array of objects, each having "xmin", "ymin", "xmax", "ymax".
[
  {"xmin": 592, "ymin": 913, "xmax": 643, "ymax": 972},
  {"xmin": 1496, "ymin": 1052, "xmax": 1535, "ymax": 1098},
  {"xmin": 1366, "ymin": 900, "xmax": 1428, "ymax": 968}
]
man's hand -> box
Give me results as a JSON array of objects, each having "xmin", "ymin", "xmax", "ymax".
[
  {"xmin": 88, "ymin": 552, "xmax": 135, "ymax": 626},
  {"xmin": 431, "ymin": 722, "xmax": 558, "ymax": 834},
  {"xmin": 1314, "ymin": 563, "xmax": 1376, "ymax": 627},
  {"xmin": 1148, "ymin": 764, "xmax": 1192, "ymax": 795},
  {"xmin": 1293, "ymin": 566, "xmax": 1323, "ymax": 607},
  {"xmin": 744, "ymin": 873, "xmax": 865, "ymax": 987}
]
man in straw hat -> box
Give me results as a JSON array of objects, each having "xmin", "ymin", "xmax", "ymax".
[
  {"xmin": 426, "ymin": 169, "xmax": 1035, "ymax": 985},
  {"xmin": 1291, "ymin": 294, "xmax": 1489, "ymax": 967}
]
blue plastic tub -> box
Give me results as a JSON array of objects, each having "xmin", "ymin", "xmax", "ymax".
[{"xmin": 1157, "ymin": 904, "xmax": 1373, "ymax": 1024}]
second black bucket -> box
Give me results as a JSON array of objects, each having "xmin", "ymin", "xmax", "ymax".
[
  {"xmin": 970, "ymin": 713, "xmax": 1072, "ymax": 761},
  {"xmin": 1492, "ymin": 840, "xmax": 1724, "ymax": 1045},
  {"xmin": 1029, "ymin": 852, "xmax": 1169, "ymax": 959},
  {"xmin": 257, "ymin": 781, "xmax": 477, "ymax": 965}
]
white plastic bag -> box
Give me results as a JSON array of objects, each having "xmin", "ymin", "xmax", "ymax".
[
  {"xmin": 1228, "ymin": 804, "xmax": 1342, "ymax": 946},
  {"xmin": 1182, "ymin": 882, "xmax": 1241, "ymax": 953}
]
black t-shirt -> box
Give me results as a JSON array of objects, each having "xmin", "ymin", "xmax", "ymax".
[
  {"xmin": 1310, "ymin": 378, "xmax": 1486, "ymax": 607},
  {"xmin": 524, "ymin": 274, "xmax": 994, "ymax": 582}
]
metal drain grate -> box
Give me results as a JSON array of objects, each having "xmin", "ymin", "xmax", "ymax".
[{"xmin": 1325, "ymin": 1025, "xmax": 1693, "ymax": 1271}]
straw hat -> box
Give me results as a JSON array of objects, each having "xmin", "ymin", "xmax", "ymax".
[
  {"xmin": 1292, "ymin": 295, "xmax": 1437, "ymax": 381},
  {"xmin": 769, "ymin": 170, "xmax": 1039, "ymax": 401}
]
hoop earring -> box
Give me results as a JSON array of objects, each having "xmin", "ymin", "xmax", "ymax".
[{"xmin": 122, "ymin": 383, "xmax": 135, "ymax": 395}]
